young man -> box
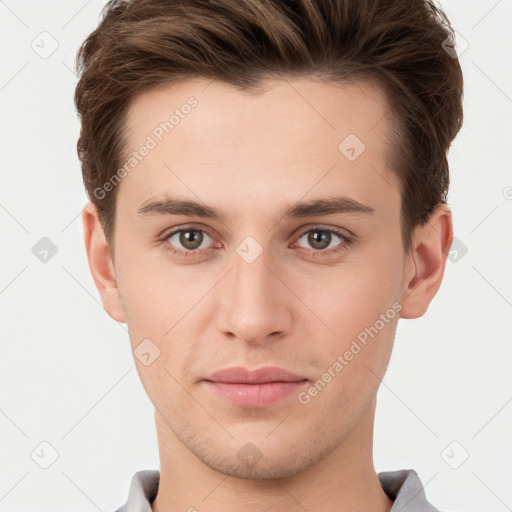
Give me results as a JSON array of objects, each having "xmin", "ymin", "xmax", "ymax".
[{"xmin": 75, "ymin": 0, "xmax": 463, "ymax": 510}]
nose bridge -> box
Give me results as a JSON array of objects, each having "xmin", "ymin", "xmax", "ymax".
[{"xmin": 216, "ymin": 238, "xmax": 291, "ymax": 343}]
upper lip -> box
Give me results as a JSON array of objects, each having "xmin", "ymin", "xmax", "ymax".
[{"xmin": 204, "ymin": 366, "xmax": 307, "ymax": 384}]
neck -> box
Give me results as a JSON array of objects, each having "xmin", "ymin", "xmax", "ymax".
[{"xmin": 151, "ymin": 398, "xmax": 393, "ymax": 512}]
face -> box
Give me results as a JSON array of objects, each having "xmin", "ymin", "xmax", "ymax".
[{"xmin": 97, "ymin": 77, "xmax": 416, "ymax": 478}]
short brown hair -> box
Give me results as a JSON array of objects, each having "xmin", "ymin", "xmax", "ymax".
[{"xmin": 74, "ymin": 0, "xmax": 463, "ymax": 252}]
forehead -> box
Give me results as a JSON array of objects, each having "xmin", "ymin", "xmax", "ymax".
[
  {"xmin": 124, "ymin": 76, "xmax": 392, "ymax": 152},
  {"xmin": 118, "ymin": 76, "xmax": 400, "ymax": 218}
]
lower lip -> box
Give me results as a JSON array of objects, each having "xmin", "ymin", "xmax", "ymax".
[{"xmin": 204, "ymin": 380, "xmax": 308, "ymax": 407}]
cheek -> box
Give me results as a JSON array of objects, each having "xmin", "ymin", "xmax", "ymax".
[
  {"xmin": 116, "ymin": 257, "xmax": 217, "ymax": 377},
  {"xmin": 293, "ymin": 250, "xmax": 401, "ymax": 387},
  {"xmin": 300, "ymin": 259, "xmax": 401, "ymax": 336},
  {"xmin": 117, "ymin": 249, "xmax": 198, "ymax": 321}
]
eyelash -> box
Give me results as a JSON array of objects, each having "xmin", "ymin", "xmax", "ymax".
[{"xmin": 161, "ymin": 225, "xmax": 353, "ymax": 259}]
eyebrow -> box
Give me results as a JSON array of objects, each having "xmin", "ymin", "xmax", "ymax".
[{"xmin": 137, "ymin": 195, "xmax": 375, "ymax": 223}]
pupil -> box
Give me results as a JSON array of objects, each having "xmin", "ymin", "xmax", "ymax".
[
  {"xmin": 181, "ymin": 229, "xmax": 202, "ymax": 249},
  {"xmin": 309, "ymin": 230, "xmax": 330, "ymax": 249}
]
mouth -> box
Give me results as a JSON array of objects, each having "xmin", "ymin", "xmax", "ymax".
[{"xmin": 202, "ymin": 366, "xmax": 308, "ymax": 407}]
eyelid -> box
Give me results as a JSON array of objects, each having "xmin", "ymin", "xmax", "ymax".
[
  {"xmin": 162, "ymin": 223, "xmax": 352, "ymax": 242},
  {"xmin": 291, "ymin": 224, "xmax": 353, "ymax": 254},
  {"xmin": 163, "ymin": 224, "xmax": 219, "ymax": 249},
  {"xmin": 292, "ymin": 223, "xmax": 354, "ymax": 240},
  {"xmin": 161, "ymin": 223, "xmax": 216, "ymax": 241}
]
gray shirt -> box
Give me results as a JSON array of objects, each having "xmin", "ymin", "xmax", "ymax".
[{"xmin": 115, "ymin": 468, "xmax": 442, "ymax": 511}]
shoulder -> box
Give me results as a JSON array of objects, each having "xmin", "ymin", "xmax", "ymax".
[
  {"xmin": 378, "ymin": 468, "xmax": 448, "ymax": 512},
  {"xmin": 112, "ymin": 470, "xmax": 160, "ymax": 512}
]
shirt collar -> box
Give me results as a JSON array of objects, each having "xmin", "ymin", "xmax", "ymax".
[
  {"xmin": 379, "ymin": 469, "xmax": 441, "ymax": 511},
  {"xmin": 118, "ymin": 468, "xmax": 440, "ymax": 512}
]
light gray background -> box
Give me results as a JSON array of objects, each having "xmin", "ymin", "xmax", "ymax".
[{"xmin": 1, "ymin": 1, "xmax": 511, "ymax": 511}]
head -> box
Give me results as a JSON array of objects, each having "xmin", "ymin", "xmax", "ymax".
[{"xmin": 77, "ymin": 0, "xmax": 463, "ymax": 479}]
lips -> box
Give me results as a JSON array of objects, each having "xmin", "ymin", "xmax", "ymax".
[
  {"xmin": 203, "ymin": 366, "xmax": 308, "ymax": 407},
  {"xmin": 204, "ymin": 366, "xmax": 306, "ymax": 384}
]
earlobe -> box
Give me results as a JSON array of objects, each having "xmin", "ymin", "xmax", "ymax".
[
  {"xmin": 82, "ymin": 202, "xmax": 126, "ymax": 323},
  {"xmin": 399, "ymin": 205, "xmax": 453, "ymax": 319}
]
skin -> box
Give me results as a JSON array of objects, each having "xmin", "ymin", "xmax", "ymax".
[{"xmin": 83, "ymin": 76, "xmax": 453, "ymax": 512}]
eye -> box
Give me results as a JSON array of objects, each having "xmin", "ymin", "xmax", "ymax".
[
  {"xmin": 160, "ymin": 224, "xmax": 352, "ymax": 259},
  {"xmin": 164, "ymin": 226, "xmax": 218, "ymax": 256},
  {"xmin": 294, "ymin": 227, "xmax": 351, "ymax": 255}
]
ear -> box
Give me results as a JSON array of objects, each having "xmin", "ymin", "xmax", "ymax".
[
  {"xmin": 82, "ymin": 202, "xmax": 126, "ymax": 323},
  {"xmin": 399, "ymin": 204, "xmax": 453, "ymax": 319}
]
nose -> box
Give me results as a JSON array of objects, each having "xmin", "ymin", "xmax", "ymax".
[{"xmin": 215, "ymin": 242, "xmax": 293, "ymax": 346}]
